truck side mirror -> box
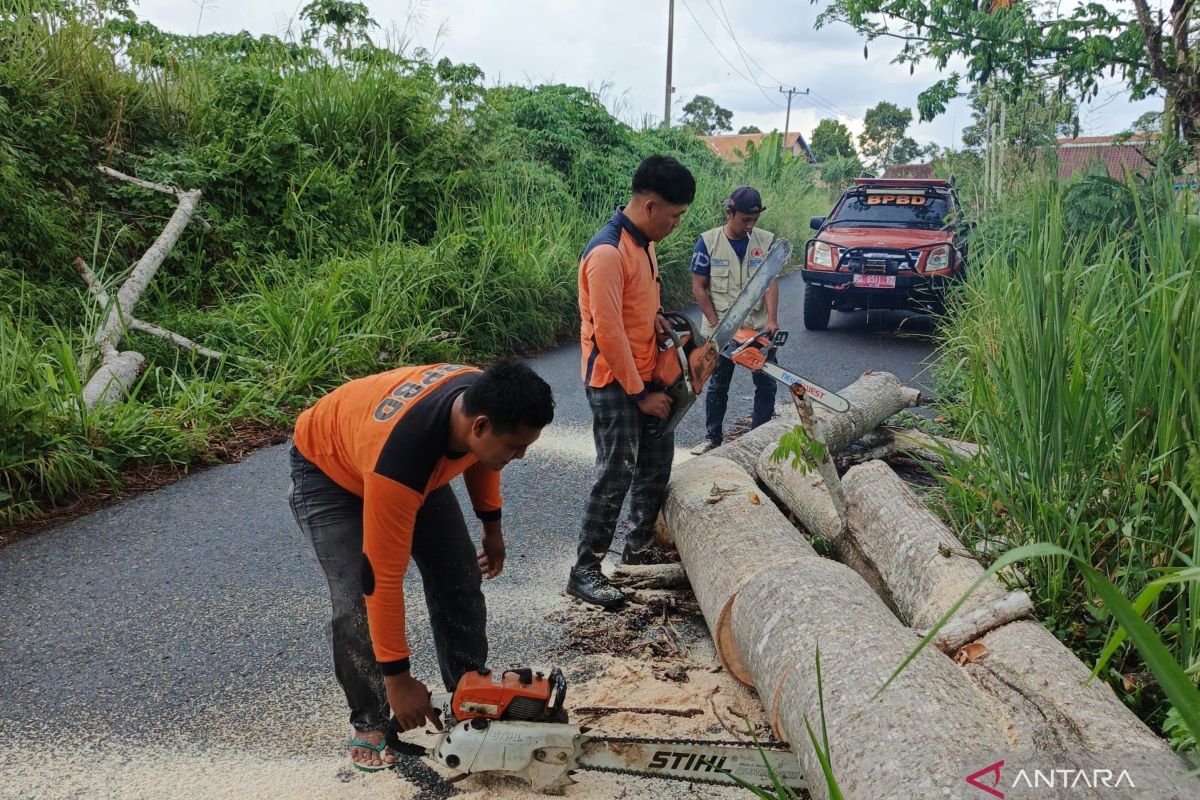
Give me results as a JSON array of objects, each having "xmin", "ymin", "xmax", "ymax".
[{"xmin": 809, "ymin": 216, "xmax": 826, "ymax": 231}]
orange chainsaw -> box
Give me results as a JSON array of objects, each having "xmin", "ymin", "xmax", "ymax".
[
  {"xmin": 388, "ymin": 666, "xmax": 805, "ymax": 794},
  {"xmin": 649, "ymin": 239, "xmax": 847, "ymax": 436}
]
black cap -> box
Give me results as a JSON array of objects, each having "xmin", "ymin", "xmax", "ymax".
[{"xmin": 725, "ymin": 186, "xmax": 765, "ymax": 214}]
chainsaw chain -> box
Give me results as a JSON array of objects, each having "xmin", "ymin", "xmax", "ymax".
[
  {"xmin": 587, "ymin": 734, "xmax": 792, "ymax": 750},
  {"xmin": 577, "ymin": 735, "xmax": 802, "ymax": 791}
]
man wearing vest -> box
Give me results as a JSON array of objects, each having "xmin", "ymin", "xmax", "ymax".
[
  {"xmin": 568, "ymin": 154, "xmax": 697, "ymax": 608},
  {"xmin": 688, "ymin": 186, "xmax": 781, "ymax": 456},
  {"xmin": 288, "ymin": 360, "xmax": 554, "ymax": 771}
]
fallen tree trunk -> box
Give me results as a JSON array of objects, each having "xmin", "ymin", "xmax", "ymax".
[
  {"xmin": 731, "ymin": 560, "xmax": 1010, "ymax": 799},
  {"xmin": 964, "ymin": 620, "xmax": 1175, "ymax": 754},
  {"xmin": 705, "ymin": 370, "xmax": 922, "ymax": 474},
  {"xmin": 663, "ymin": 456, "xmax": 816, "ymax": 684},
  {"xmin": 75, "ymin": 167, "xmax": 209, "ymax": 409},
  {"xmin": 842, "ymin": 459, "xmax": 1008, "ymax": 629}
]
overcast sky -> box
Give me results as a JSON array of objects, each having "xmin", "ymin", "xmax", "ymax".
[{"xmin": 135, "ymin": 0, "xmax": 1160, "ymax": 148}]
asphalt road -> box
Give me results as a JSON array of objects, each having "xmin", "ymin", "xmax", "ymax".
[{"xmin": 0, "ymin": 272, "xmax": 935, "ymax": 797}]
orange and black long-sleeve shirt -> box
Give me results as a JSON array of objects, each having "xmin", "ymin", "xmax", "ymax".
[
  {"xmin": 293, "ymin": 364, "xmax": 500, "ymax": 673},
  {"xmin": 578, "ymin": 208, "xmax": 662, "ymax": 397}
]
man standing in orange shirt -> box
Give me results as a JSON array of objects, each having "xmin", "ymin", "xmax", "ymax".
[
  {"xmin": 289, "ymin": 360, "xmax": 554, "ymax": 770},
  {"xmin": 568, "ymin": 155, "xmax": 696, "ymax": 608}
]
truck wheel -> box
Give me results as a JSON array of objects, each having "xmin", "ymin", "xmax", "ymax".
[{"xmin": 803, "ymin": 285, "xmax": 832, "ymax": 330}]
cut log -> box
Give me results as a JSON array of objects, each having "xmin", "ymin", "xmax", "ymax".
[
  {"xmin": 842, "ymin": 460, "xmax": 1008, "ymax": 629},
  {"xmin": 964, "ymin": 620, "xmax": 1174, "ymax": 754},
  {"xmin": 755, "ymin": 446, "xmax": 841, "ymax": 542},
  {"xmin": 705, "ymin": 370, "xmax": 922, "ymax": 474},
  {"xmin": 915, "ymin": 589, "xmax": 1034, "ymax": 654},
  {"xmin": 730, "ymin": 561, "xmax": 1010, "ymax": 799},
  {"xmin": 663, "ymin": 456, "xmax": 815, "ymax": 684},
  {"xmin": 609, "ymin": 563, "xmax": 689, "ymax": 590}
]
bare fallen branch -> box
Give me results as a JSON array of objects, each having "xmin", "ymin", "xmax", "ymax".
[
  {"xmin": 128, "ymin": 318, "xmax": 228, "ymax": 361},
  {"xmin": 915, "ymin": 589, "xmax": 1036, "ymax": 654},
  {"xmin": 77, "ymin": 168, "xmax": 204, "ymax": 409},
  {"xmin": 609, "ymin": 563, "xmax": 690, "ymax": 590}
]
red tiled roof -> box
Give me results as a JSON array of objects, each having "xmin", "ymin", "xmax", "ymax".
[
  {"xmin": 1056, "ymin": 136, "xmax": 1153, "ymax": 180},
  {"xmin": 700, "ymin": 132, "xmax": 812, "ymax": 162},
  {"xmin": 883, "ymin": 163, "xmax": 936, "ymax": 179}
]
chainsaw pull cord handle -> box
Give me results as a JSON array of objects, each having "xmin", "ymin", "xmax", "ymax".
[{"xmin": 546, "ymin": 667, "xmax": 567, "ymax": 720}]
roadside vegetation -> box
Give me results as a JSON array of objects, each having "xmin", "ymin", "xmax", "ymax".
[
  {"xmin": 0, "ymin": 1, "xmax": 824, "ymax": 528},
  {"xmin": 932, "ymin": 168, "xmax": 1200, "ymax": 749}
]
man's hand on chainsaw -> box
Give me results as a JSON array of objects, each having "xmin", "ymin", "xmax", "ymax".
[
  {"xmin": 386, "ymin": 673, "xmax": 442, "ymax": 732},
  {"xmin": 478, "ymin": 528, "xmax": 505, "ymax": 579},
  {"xmin": 636, "ymin": 391, "xmax": 672, "ymax": 420},
  {"xmin": 654, "ymin": 312, "xmax": 672, "ymax": 338}
]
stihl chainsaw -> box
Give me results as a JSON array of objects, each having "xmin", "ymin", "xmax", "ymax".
[
  {"xmin": 388, "ymin": 667, "xmax": 806, "ymax": 794},
  {"xmin": 650, "ymin": 238, "xmax": 848, "ymax": 436}
]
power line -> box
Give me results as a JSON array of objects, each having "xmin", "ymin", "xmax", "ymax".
[
  {"xmin": 809, "ymin": 89, "xmax": 855, "ymax": 119},
  {"xmin": 703, "ymin": 0, "xmax": 854, "ymax": 129},
  {"xmin": 711, "ymin": 0, "xmax": 789, "ymax": 88},
  {"xmin": 679, "ymin": 0, "xmax": 783, "ymax": 108}
]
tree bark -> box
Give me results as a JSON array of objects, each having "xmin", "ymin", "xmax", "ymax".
[
  {"xmin": 663, "ymin": 455, "xmax": 816, "ymax": 685},
  {"xmin": 842, "ymin": 459, "xmax": 1008, "ymax": 630},
  {"xmin": 730, "ymin": 561, "xmax": 1010, "ymax": 800},
  {"xmin": 964, "ymin": 620, "xmax": 1176, "ymax": 754},
  {"xmin": 705, "ymin": 370, "xmax": 922, "ymax": 474}
]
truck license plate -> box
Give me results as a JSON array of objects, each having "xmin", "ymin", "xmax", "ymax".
[{"xmin": 853, "ymin": 274, "xmax": 896, "ymax": 288}]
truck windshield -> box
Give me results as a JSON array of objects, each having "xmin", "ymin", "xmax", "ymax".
[{"xmin": 828, "ymin": 192, "xmax": 951, "ymax": 230}]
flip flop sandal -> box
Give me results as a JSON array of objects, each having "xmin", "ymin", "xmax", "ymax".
[{"xmin": 348, "ymin": 736, "xmax": 392, "ymax": 772}]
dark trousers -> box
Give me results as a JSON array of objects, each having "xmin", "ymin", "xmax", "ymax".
[
  {"xmin": 576, "ymin": 384, "xmax": 675, "ymax": 570},
  {"xmin": 288, "ymin": 444, "xmax": 486, "ymax": 732},
  {"xmin": 704, "ymin": 349, "xmax": 778, "ymax": 446}
]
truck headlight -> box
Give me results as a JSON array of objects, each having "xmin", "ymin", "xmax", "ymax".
[
  {"xmin": 927, "ymin": 244, "xmax": 951, "ymax": 272},
  {"xmin": 812, "ymin": 241, "xmax": 833, "ymax": 268}
]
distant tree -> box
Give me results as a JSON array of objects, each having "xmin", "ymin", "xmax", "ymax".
[
  {"xmin": 960, "ymin": 80, "xmax": 1078, "ymax": 158},
  {"xmin": 859, "ymin": 101, "xmax": 913, "ymax": 171},
  {"xmin": 738, "ymin": 125, "xmax": 762, "ymax": 134},
  {"xmin": 816, "ymin": 0, "xmax": 1200, "ymax": 154},
  {"xmin": 300, "ymin": 1, "xmax": 376, "ymax": 58},
  {"xmin": 810, "ymin": 118, "xmax": 856, "ymax": 161},
  {"xmin": 891, "ymin": 136, "xmax": 923, "ymax": 165},
  {"xmin": 681, "ymin": 95, "xmax": 734, "ymax": 135},
  {"xmin": 819, "ymin": 154, "xmax": 867, "ymax": 197}
]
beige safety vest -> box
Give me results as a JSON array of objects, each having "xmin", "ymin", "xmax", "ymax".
[{"xmin": 699, "ymin": 226, "xmax": 776, "ymax": 337}]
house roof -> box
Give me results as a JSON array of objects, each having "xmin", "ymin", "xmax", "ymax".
[
  {"xmin": 882, "ymin": 163, "xmax": 937, "ymax": 179},
  {"xmin": 1056, "ymin": 136, "xmax": 1153, "ymax": 180},
  {"xmin": 700, "ymin": 132, "xmax": 816, "ymax": 163}
]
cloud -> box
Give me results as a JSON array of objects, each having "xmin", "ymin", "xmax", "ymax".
[{"xmin": 135, "ymin": 0, "xmax": 1160, "ymax": 145}]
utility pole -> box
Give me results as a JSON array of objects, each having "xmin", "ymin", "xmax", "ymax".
[
  {"xmin": 663, "ymin": 0, "xmax": 675, "ymax": 127},
  {"xmin": 779, "ymin": 86, "xmax": 809, "ymax": 151}
]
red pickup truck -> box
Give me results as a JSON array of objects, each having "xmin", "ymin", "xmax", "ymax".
[{"xmin": 801, "ymin": 178, "xmax": 968, "ymax": 330}]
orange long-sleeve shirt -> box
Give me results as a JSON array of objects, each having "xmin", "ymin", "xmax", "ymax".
[
  {"xmin": 293, "ymin": 364, "xmax": 501, "ymax": 672},
  {"xmin": 578, "ymin": 208, "xmax": 662, "ymax": 395}
]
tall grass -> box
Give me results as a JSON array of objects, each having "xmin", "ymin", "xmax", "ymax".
[
  {"xmin": 935, "ymin": 175, "xmax": 1200, "ymax": 742},
  {"xmin": 0, "ymin": 4, "xmax": 828, "ymax": 528}
]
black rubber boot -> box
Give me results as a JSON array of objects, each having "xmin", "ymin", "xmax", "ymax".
[{"xmin": 566, "ymin": 566, "xmax": 626, "ymax": 609}]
